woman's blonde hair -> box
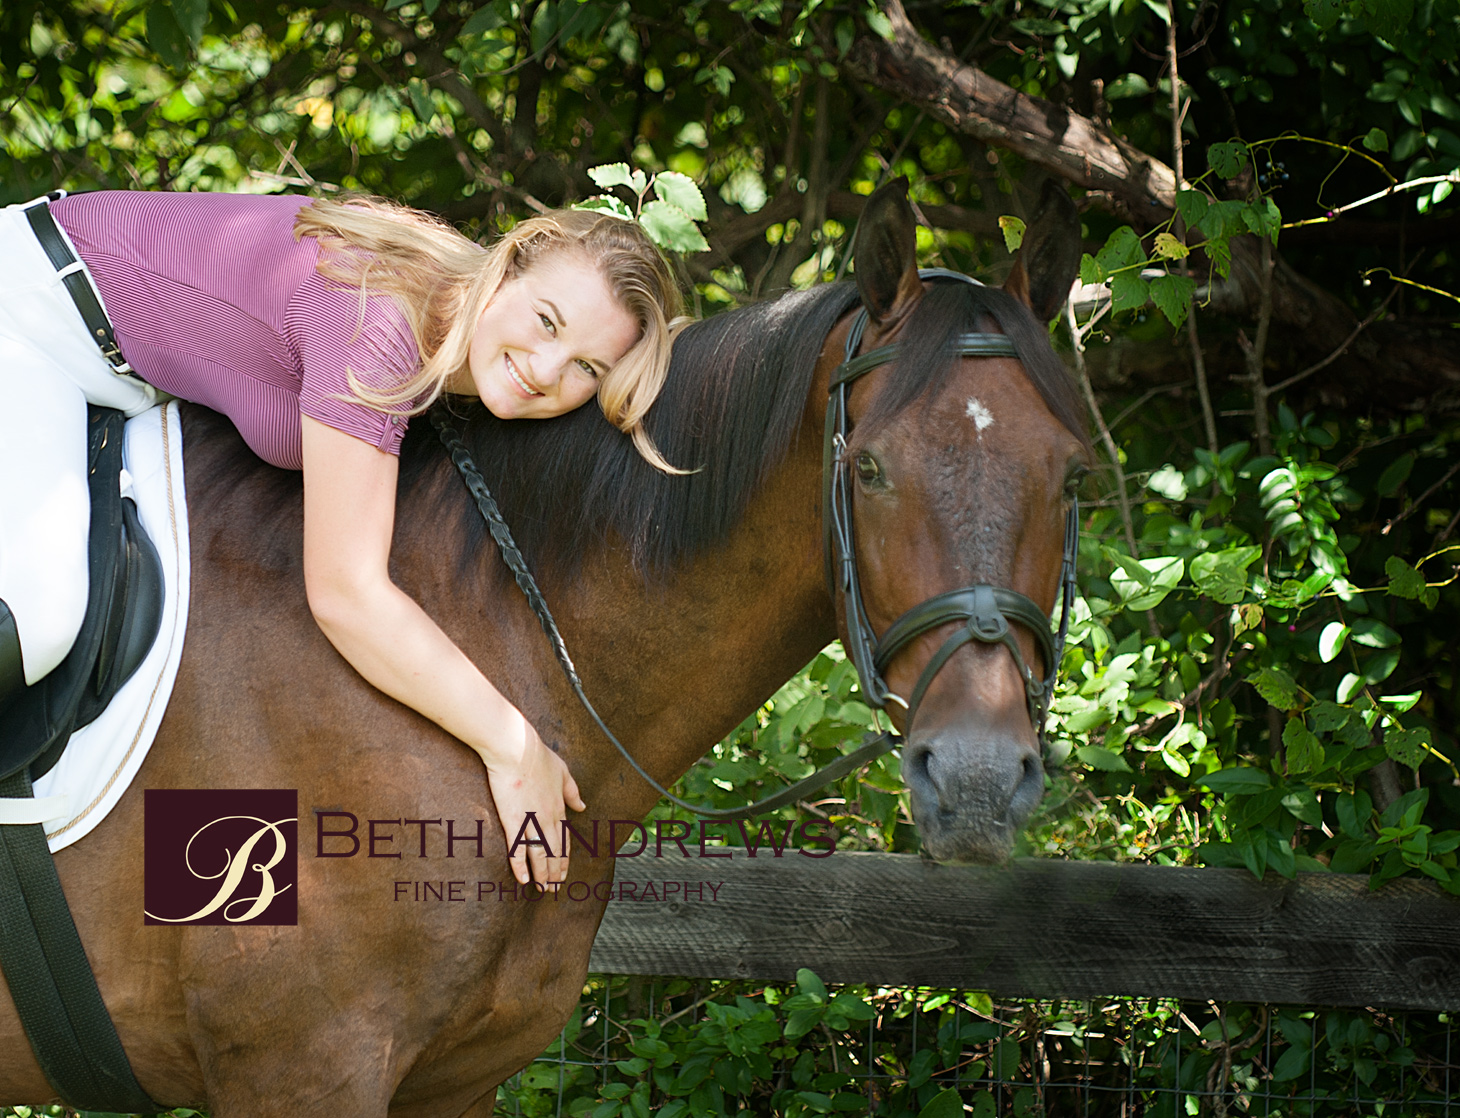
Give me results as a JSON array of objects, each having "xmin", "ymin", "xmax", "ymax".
[{"xmin": 293, "ymin": 196, "xmax": 686, "ymax": 471}]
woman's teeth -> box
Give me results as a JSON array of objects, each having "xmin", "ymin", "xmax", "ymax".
[{"xmin": 507, "ymin": 356, "xmax": 542, "ymax": 397}]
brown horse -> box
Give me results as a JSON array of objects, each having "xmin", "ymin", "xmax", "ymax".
[{"xmin": 0, "ymin": 182, "xmax": 1088, "ymax": 1115}]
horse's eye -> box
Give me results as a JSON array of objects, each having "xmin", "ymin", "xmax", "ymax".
[
  {"xmin": 1065, "ymin": 465, "xmax": 1090, "ymax": 493},
  {"xmin": 855, "ymin": 452, "xmax": 881, "ymax": 482}
]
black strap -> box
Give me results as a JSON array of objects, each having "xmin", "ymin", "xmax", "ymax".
[
  {"xmin": 0, "ymin": 771, "xmax": 159, "ymax": 1112},
  {"xmin": 24, "ymin": 198, "xmax": 134, "ymax": 373},
  {"xmin": 432, "ymin": 407, "xmax": 894, "ymax": 821}
]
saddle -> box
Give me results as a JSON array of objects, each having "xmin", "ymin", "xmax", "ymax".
[
  {"xmin": 0, "ymin": 404, "xmax": 165, "ymax": 1113},
  {"xmin": 0, "ymin": 405, "xmax": 165, "ymax": 783}
]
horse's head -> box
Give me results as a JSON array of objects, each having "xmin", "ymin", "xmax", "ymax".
[{"xmin": 830, "ymin": 179, "xmax": 1089, "ymax": 863}]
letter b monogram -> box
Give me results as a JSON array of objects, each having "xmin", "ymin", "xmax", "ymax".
[{"xmin": 144, "ymin": 790, "xmax": 298, "ymax": 925}]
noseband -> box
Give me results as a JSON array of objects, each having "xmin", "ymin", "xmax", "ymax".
[
  {"xmin": 433, "ymin": 268, "xmax": 1078, "ymax": 820},
  {"xmin": 824, "ymin": 269, "xmax": 1079, "ymax": 746}
]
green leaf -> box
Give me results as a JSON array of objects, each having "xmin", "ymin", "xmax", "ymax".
[
  {"xmin": 1350, "ymin": 618, "xmax": 1400, "ymax": 648},
  {"xmin": 1109, "ymin": 554, "xmax": 1183, "ymax": 610},
  {"xmin": 1273, "ymin": 1042, "xmax": 1313, "ymax": 1081},
  {"xmin": 1336, "ymin": 790, "xmax": 1373, "ymax": 838},
  {"xmin": 1362, "ymin": 127, "xmax": 1390, "ymax": 153},
  {"xmin": 796, "ymin": 967, "xmax": 828, "ymax": 1001},
  {"xmin": 1076, "ymin": 745, "xmax": 1132, "ymax": 772},
  {"xmin": 865, "ymin": 7, "xmax": 894, "ymax": 39},
  {"xmin": 1011, "ymin": 16, "xmax": 1067, "ymax": 35},
  {"xmin": 1250, "ymin": 667, "xmax": 1299, "ymax": 710},
  {"xmin": 461, "ymin": 6, "xmax": 506, "ymax": 35},
  {"xmin": 146, "ymin": 3, "xmax": 190, "ymax": 68},
  {"xmin": 1190, "ymin": 545, "xmax": 1260, "ymax": 604},
  {"xmin": 1337, "ymin": 672, "xmax": 1365, "ymax": 703},
  {"xmin": 1110, "ymin": 271, "xmax": 1150, "ymax": 312},
  {"xmin": 1197, "ymin": 768, "xmax": 1272, "ymax": 795},
  {"xmin": 998, "ymin": 215, "xmax": 1026, "ymax": 254},
  {"xmin": 1385, "ymin": 555, "xmax": 1437, "ymax": 607},
  {"xmin": 1385, "ymin": 726, "xmax": 1429, "ymax": 768},
  {"xmin": 1359, "ymin": 0, "xmax": 1414, "ymax": 40},
  {"xmin": 1310, "ymin": 699, "xmax": 1350, "ymax": 733},
  {"xmin": 1363, "ymin": 647, "xmax": 1400, "ymax": 684},
  {"xmin": 1149, "ymin": 273, "xmax": 1197, "ymax": 328},
  {"xmin": 1209, "ymin": 140, "xmax": 1249, "ymax": 178},
  {"xmin": 1380, "ymin": 690, "xmax": 1422, "ymax": 713},
  {"xmin": 1152, "ymin": 232, "xmax": 1190, "ymax": 261},
  {"xmin": 1105, "ymin": 73, "xmax": 1151, "ymax": 99},
  {"xmin": 1282, "ymin": 784, "xmax": 1324, "ymax": 827},
  {"xmin": 588, "ymin": 162, "xmax": 636, "ymax": 191},
  {"xmin": 1318, "ymin": 622, "xmax": 1350, "ymax": 663},
  {"xmin": 1079, "ymin": 254, "xmax": 1106, "ymax": 285},
  {"xmin": 1376, "ymin": 451, "xmax": 1415, "ymax": 495},
  {"xmin": 1304, "ymin": 0, "xmax": 1343, "ymax": 30},
  {"xmin": 1096, "ymin": 226, "xmax": 1145, "ymax": 272},
  {"xmin": 1283, "ymin": 719, "xmax": 1324, "ymax": 776},
  {"xmin": 1175, "ymin": 189, "xmax": 1210, "ymax": 229},
  {"xmin": 572, "ymin": 195, "xmax": 635, "ymax": 221},
  {"xmin": 169, "ymin": 0, "xmax": 209, "ymax": 45},
  {"xmin": 652, "ymin": 171, "xmax": 708, "ymax": 221},
  {"xmin": 638, "ymin": 200, "xmax": 711, "ymax": 253},
  {"xmin": 916, "ymin": 1089, "xmax": 965, "ymax": 1118},
  {"xmin": 407, "ymin": 78, "xmax": 433, "ymax": 123}
]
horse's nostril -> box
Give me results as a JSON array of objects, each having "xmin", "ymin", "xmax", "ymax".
[
  {"xmin": 1011, "ymin": 750, "xmax": 1045, "ymax": 818},
  {"xmin": 905, "ymin": 742, "xmax": 934, "ymax": 787}
]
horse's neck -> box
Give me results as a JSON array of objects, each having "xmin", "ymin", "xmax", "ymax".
[
  {"xmin": 402, "ymin": 402, "xmax": 835, "ymax": 823},
  {"xmin": 552, "ymin": 425, "xmax": 836, "ymax": 820}
]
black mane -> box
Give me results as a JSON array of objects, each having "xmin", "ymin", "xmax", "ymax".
[
  {"xmin": 397, "ymin": 278, "xmax": 1089, "ymax": 583},
  {"xmin": 398, "ymin": 282, "xmax": 863, "ymax": 580}
]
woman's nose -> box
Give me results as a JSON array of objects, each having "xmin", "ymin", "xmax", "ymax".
[{"xmin": 532, "ymin": 344, "xmax": 570, "ymax": 387}]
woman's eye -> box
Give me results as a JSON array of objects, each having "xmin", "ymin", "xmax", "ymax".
[
  {"xmin": 539, "ymin": 313, "xmax": 556, "ymax": 335},
  {"xmin": 578, "ymin": 359, "xmax": 597, "ymax": 377}
]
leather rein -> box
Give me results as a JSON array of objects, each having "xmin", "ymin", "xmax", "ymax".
[{"xmin": 433, "ymin": 268, "xmax": 1078, "ymax": 821}]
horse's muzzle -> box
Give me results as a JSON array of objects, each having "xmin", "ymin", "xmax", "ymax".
[{"xmin": 903, "ymin": 728, "xmax": 1044, "ymax": 864}]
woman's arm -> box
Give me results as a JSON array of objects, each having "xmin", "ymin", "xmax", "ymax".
[{"xmin": 299, "ymin": 415, "xmax": 585, "ymax": 885}]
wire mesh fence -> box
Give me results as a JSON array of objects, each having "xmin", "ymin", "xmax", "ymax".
[{"xmin": 497, "ymin": 975, "xmax": 1457, "ymax": 1117}]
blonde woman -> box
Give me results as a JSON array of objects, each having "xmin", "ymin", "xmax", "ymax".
[{"xmin": 0, "ymin": 190, "xmax": 684, "ymax": 888}]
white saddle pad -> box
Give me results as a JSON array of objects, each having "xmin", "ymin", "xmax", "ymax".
[{"xmin": 27, "ymin": 401, "xmax": 191, "ymax": 852}]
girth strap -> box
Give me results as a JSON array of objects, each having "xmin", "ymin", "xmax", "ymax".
[{"xmin": 0, "ymin": 770, "xmax": 159, "ymax": 1112}]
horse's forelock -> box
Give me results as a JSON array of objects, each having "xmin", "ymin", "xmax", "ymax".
[{"xmin": 856, "ymin": 283, "xmax": 1092, "ymax": 457}]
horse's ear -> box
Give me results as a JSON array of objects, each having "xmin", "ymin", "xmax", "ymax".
[
  {"xmin": 1004, "ymin": 180, "xmax": 1082, "ymax": 323},
  {"xmin": 852, "ymin": 177, "xmax": 923, "ymax": 325}
]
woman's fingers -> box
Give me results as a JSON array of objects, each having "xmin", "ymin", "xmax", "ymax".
[{"xmin": 492, "ymin": 733, "xmax": 582, "ymax": 886}]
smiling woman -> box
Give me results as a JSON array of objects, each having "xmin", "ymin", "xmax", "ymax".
[
  {"xmin": 459, "ymin": 252, "xmax": 642, "ymax": 421},
  {"xmin": 0, "ymin": 189, "xmax": 684, "ymax": 888}
]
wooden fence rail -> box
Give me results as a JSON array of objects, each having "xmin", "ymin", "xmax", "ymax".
[{"xmin": 587, "ymin": 850, "xmax": 1460, "ymax": 1012}]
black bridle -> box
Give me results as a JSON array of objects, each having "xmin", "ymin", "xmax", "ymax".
[
  {"xmin": 824, "ymin": 269, "xmax": 1079, "ymax": 748},
  {"xmin": 434, "ymin": 269, "xmax": 1078, "ymax": 820}
]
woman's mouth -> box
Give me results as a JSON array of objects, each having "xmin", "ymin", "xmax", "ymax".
[{"xmin": 506, "ymin": 355, "xmax": 542, "ymax": 397}]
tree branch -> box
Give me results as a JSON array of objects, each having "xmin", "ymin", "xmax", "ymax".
[{"xmin": 847, "ymin": 0, "xmax": 1177, "ymax": 222}]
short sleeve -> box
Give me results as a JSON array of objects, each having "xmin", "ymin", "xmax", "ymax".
[{"xmin": 285, "ymin": 270, "xmax": 424, "ymax": 455}]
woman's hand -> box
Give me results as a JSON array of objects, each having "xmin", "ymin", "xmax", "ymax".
[
  {"xmin": 300, "ymin": 415, "xmax": 586, "ymax": 883},
  {"xmin": 477, "ymin": 714, "xmax": 587, "ymax": 885}
]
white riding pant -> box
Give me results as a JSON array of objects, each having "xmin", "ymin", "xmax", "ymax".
[{"xmin": 0, "ymin": 198, "xmax": 159, "ymax": 683}]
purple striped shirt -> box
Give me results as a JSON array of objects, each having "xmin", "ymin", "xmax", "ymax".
[{"xmin": 50, "ymin": 191, "xmax": 422, "ymax": 470}]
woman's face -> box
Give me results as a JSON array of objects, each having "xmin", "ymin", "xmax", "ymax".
[{"xmin": 466, "ymin": 252, "xmax": 640, "ymax": 421}]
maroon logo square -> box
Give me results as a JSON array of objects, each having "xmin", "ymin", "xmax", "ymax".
[{"xmin": 144, "ymin": 789, "xmax": 298, "ymax": 926}]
